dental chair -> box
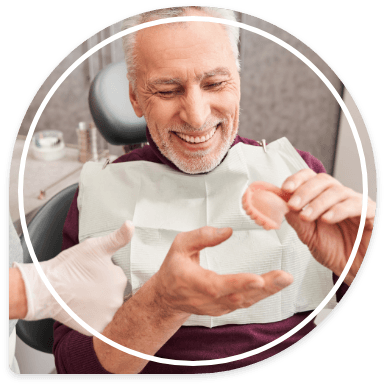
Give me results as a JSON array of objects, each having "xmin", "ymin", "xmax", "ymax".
[
  {"xmin": 16, "ymin": 60, "xmax": 146, "ymax": 353},
  {"xmin": 89, "ymin": 60, "xmax": 147, "ymax": 147}
]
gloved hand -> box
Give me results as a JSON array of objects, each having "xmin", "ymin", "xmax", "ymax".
[{"xmin": 13, "ymin": 220, "xmax": 134, "ymax": 336}]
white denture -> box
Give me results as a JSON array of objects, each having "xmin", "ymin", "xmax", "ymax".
[{"xmin": 175, "ymin": 127, "xmax": 217, "ymax": 144}]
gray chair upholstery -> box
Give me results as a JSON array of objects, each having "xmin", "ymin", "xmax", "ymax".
[
  {"xmin": 89, "ymin": 60, "xmax": 147, "ymax": 145},
  {"xmin": 16, "ymin": 184, "xmax": 78, "ymax": 354}
]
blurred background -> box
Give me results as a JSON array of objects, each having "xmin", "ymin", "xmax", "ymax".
[{"xmin": 9, "ymin": 10, "xmax": 377, "ymax": 374}]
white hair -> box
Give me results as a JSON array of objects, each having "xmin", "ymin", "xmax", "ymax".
[{"xmin": 121, "ymin": 7, "xmax": 240, "ymax": 89}]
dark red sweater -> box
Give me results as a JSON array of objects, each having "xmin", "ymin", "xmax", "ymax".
[{"xmin": 53, "ymin": 130, "xmax": 348, "ymax": 374}]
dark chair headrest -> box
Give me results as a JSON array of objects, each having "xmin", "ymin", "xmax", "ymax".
[{"xmin": 88, "ymin": 61, "xmax": 147, "ymax": 146}]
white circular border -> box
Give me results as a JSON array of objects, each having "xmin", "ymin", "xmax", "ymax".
[{"xmin": 18, "ymin": 16, "xmax": 368, "ymax": 367}]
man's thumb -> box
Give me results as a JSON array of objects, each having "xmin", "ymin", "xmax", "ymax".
[
  {"xmin": 285, "ymin": 211, "xmax": 313, "ymax": 246},
  {"xmin": 98, "ymin": 220, "xmax": 135, "ymax": 256},
  {"xmin": 177, "ymin": 226, "xmax": 233, "ymax": 257}
]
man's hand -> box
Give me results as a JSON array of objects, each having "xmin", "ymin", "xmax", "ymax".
[
  {"xmin": 282, "ymin": 169, "xmax": 376, "ymax": 286},
  {"xmin": 93, "ymin": 225, "xmax": 293, "ymax": 374},
  {"xmin": 153, "ymin": 226, "xmax": 294, "ymax": 318},
  {"xmin": 14, "ymin": 221, "xmax": 134, "ymax": 335}
]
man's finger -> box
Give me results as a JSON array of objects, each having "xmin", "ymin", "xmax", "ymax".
[
  {"xmin": 220, "ymin": 270, "xmax": 293, "ymax": 310},
  {"xmin": 320, "ymin": 196, "xmax": 363, "ymax": 224},
  {"xmin": 287, "ymin": 174, "xmax": 343, "ymax": 211},
  {"xmin": 192, "ymin": 268, "xmax": 292, "ymax": 300},
  {"xmin": 285, "ymin": 210, "xmax": 315, "ymax": 246},
  {"xmin": 294, "ymin": 186, "xmax": 351, "ymax": 222},
  {"xmin": 201, "ymin": 270, "xmax": 265, "ymax": 298},
  {"xmin": 95, "ymin": 220, "xmax": 135, "ymax": 256},
  {"xmin": 281, "ymin": 168, "xmax": 316, "ymax": 193},
  {"xmin": 258, "ymin": 270, "xmax": 294, "ymax": 294},
  {"xmin": 173, "ymin": 226, "xmax": 233, "ymax": 257}
]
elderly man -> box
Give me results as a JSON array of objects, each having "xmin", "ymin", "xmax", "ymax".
[{"xmin": 53, "ymin": 7, "xmax": 375, "ymax": 374}]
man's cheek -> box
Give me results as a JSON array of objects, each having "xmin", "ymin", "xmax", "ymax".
[
  {"xmin": 147, "ymin": 101, "xmax": 174, "ymax": 125},
  {"xmin": 213, "ymin": 94, "xmax": 238, "ymax": 115}
]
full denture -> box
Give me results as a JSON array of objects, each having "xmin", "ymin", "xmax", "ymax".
[{"xmin": 242, "ymin": 181, "xmax": 291, "ymax": 230}]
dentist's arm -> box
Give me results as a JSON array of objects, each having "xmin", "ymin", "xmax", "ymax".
[
  {"xmin": 9, "ymin": 267, "xmax": 28, "ymax": 319},
  {"xmin": 9, "ymin": 221, "xmax": 133, "ymax": 336}
]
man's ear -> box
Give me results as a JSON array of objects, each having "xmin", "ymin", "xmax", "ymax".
[{"xmin": 128, "ymin": 76, "xmax": 144, "ymax": 118}]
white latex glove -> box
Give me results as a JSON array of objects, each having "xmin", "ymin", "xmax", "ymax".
[{"xmin": 13, "ymin": 220, "xmax": 134, "ymax": 336}]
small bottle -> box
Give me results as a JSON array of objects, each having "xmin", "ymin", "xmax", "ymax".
[
  {"xmin": 89, "ymin": 122, "xmax": 99, "ymax": 162},
  {"xmin": 76, "ymin": 121, "xmax": 91, "ymax": 163}
]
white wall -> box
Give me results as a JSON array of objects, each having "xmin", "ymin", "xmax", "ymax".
[{"xmin": 333, "ymin": 89, "xmax": 377, "ymax": 201}]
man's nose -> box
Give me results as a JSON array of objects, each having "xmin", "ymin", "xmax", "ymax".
[{"xmin": 179, "ymin": 88, "xmax": 211, "ymax": 129}]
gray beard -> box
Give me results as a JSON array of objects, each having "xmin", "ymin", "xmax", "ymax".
[
  {"xmin": 160, "ymin": 131, "xmax": 236, "ymax": 174},
  {"xmin": 156, "ymin": 120, "xmax": 237, "ymax": 174}
]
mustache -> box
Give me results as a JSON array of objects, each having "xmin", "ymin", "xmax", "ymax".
[{"xmin": 168, "ymin": 118, "xmax": 227, "ymax": 133}]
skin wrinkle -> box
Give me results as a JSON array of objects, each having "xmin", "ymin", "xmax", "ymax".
[
  {"xmin": 148, "ymin": 67, "xmax": 231, "ymax": 87},
  {"xmin": 129, "ymin": 18, "xmax": 241, "ymax": 174}
]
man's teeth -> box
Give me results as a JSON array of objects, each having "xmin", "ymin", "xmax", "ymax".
[{"xmin": 175, "ymin": 127, "xmax": 217, "ymax": 144}]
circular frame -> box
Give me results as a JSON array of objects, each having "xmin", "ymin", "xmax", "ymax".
[{"xmin": 18, "ymin": 15, "xmax": 368, "ymax": 366}]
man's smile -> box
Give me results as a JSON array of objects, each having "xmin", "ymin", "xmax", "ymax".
[
  {"xmin": 173, "ymin": 125, "xmax": 218, "ymax": 144},
  {"xmin": 171, "ymin": 124, "xmax": 223, "ymax": 154}
]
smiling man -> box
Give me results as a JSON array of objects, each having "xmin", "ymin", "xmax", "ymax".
[
  {"xmin": 129, "ymin": 16, "xmax": 240, "ymax": 174},
  {"xmin": 53, "ymin": 7, "xmax": 375, "ymax": 374}
]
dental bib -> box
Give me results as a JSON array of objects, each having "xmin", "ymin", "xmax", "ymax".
[{"xmin": 78, "ymin": 137, "xmax": 336, "ymax": 327}]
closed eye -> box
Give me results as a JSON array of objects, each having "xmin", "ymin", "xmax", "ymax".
[
  {"xmin": 156, "ymin": 89, "xmax": 183, "ymax": 98},
  {"xmin": 205, "ymin": 81, "xmax": 225, "ymax": 89}
]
